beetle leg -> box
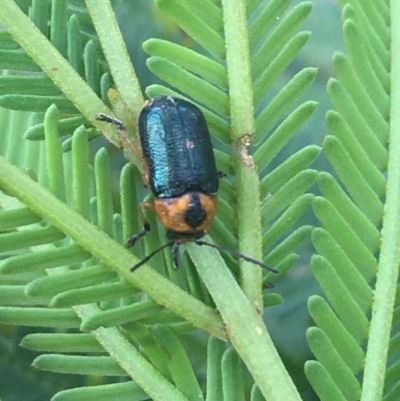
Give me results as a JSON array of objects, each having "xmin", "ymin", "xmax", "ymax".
[
  {"xmin": 97, "ymin": 114, "xmax": 150, "ymax": 185},
  {"xmin": 126, "ymin": 201, "xmax": 153, "ymax": 248},
  {"xmin": 217, "ymin": 171, "xmax": 227, "ymax": 179},
  {"xmin": 97, "ymin": 112, "xmax": 145, "ymax": 160},
  {"xmin": 172, "ymin": 242, "xmax": 180, "ymax": 269},
  {"xmin": 126, "ymin": 221, "xmax": 150, "ymax": 248},
  {"xmin": 96, "ymin": 113, "xmax": 126, "ymax": 131},
  {"xmin": 96, "ymin": 114, "xmax": 127, "ymax": 149}
]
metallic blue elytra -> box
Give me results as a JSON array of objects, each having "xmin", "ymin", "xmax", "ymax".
[{"xmin": 138, "ymin": 96, "xmax": 219, "ymax": 198}]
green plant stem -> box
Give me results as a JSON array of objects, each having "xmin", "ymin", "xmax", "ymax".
[
  {"xmin": 360, "ymin": 5, "xmax": 400, "ymax": 401},
  {"xmin": 0, "ymin": 0, "xmax": 122, "ymax": 153},
  {"xmin": 187, "ymin": 243, "xmax": 301, "ymax": 401},
  {"xmin": 221, "ymin": 0, "xmax": 263, "ymax": 309},
  {"xmin": 0, "ymin": 156, "xmax": 226, "ymax": 340},
  {"xmin": 84, "ymin": 0, "xmax": 143, "ymax": 114}
]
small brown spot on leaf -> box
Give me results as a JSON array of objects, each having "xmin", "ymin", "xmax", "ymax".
[{"xmin": 237, "ymin": 134, "xmax": 255, "ymax": 167}]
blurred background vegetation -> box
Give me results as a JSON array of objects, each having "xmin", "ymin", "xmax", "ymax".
[
  {"xmin": 0, "ymin": 0, "xmax": 346, "ymax": 400},
  {"xmin": 117, "ymin": 1, "xmax": 345, "ymax": 398}
]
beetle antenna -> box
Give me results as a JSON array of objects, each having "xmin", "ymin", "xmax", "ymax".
[
  {"xmin": 194, "ymin": 240, "xmax": 278, "ymax": 273},
  {"xmin": 131, "ymin": 241, "xmax": 174, "ymax": 272}
]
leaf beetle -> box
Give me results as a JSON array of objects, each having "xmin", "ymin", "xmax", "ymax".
[{"xmin": 97, "ymin": 96, "xmax": 276, "ymax": 273}]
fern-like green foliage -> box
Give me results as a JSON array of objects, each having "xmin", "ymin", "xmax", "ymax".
[
  {"xmin": 1, "ymin": 0, "xmax": 393, "ymax": 401},
  {"xmin": 303, "ymin": 2, "xmax": 396, "ymax": 401}
]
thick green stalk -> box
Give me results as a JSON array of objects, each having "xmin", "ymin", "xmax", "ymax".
[
  {"xmin": 218, "ymin": 3, "xmax": 300, "ymax": 399},
  {"xmin": 360, "ymin": 3, "xmax": 399, "ymax": 400},
  {"xmin": 221, "ymin": 0, "xmax": 263, "ymax": 309},
  {"xmin": 188, "ymin": 243, "xmax": 302, "ymax": 401}
]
